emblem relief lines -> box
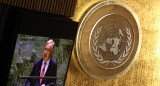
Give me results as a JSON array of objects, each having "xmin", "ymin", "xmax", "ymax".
[
  {"xmin": 76, "ymin": 0, "xmax": 141, "ymax": 80},
  {"xmin": 92, "ymin": 26, "xmax": 132, "ymax": 67}
]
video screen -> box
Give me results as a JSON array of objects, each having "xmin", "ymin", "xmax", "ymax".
[{"xmin": 7, "ymin": 34, "xmax": 73, "ymax": 86}]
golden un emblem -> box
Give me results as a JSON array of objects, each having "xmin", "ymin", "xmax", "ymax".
[
  {"xmin": 90, "ymin": 14, "xmax": 133, "ymax": 69},
  {"xmin": 76, "ymin": 0, "xmax": 142, "ymax": 80}
]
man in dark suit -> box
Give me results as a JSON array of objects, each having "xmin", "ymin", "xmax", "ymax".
[{"xmin": 26, "ymin": 39, "xmax": 57, "ymax": 86}]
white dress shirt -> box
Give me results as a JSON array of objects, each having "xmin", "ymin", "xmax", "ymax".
[{"xmin": 40, "ymin": 59, "xmax": 50, "ymax": 76}]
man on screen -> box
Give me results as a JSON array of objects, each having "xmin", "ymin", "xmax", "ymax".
[{"xmin": 26, "ymin": 39, "xmax": 57, "ymax": 86}]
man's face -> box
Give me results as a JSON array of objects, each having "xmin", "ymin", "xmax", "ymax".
[{"xmin": 43, "ymin": 43, "xmax": 53, "ymax": 62}]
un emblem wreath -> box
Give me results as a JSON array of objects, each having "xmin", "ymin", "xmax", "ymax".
[
  {"xmin": 92, "ymin": 26, "xmax": 132, "ymax": 68},
  {"xmin": 76, "ymin": 0, "xmax": 141, "ymax": 80}
]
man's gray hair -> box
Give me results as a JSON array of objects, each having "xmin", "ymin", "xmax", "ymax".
[{"xmin": 47, "ymin": 39, "xmax": 55, "ymax": 51}]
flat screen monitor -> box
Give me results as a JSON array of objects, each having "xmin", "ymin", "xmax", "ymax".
[{"xmin": 0, "ymin": 6, "xmax": 78, "ymax": 86}]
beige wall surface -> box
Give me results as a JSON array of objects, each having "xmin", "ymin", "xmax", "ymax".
[{"xmin": 65, "ymin": 0, "xmax": 160, "ymax": 86}]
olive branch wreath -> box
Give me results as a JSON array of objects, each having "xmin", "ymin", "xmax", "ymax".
[{"xmin": 92, "ymin": 27, "xmax": 132, "ymax": 66}]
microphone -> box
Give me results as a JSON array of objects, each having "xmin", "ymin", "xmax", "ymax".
[{"xmin": 43, "ymin": 69, "xmax": 44, "ymax": 72}]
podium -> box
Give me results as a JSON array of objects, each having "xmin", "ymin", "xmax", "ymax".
[
  {"xmin": 20, "ymin": 76, "xmax": 58, "ymax": 86},
  {"xmin": 20, "ymin": 76, "xmax": 58, "ymax": 79}
]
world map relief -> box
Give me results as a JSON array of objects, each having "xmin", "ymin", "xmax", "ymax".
[{"xmin": 99, "ymin": 29, "xmax": 124, "ymax": 55}]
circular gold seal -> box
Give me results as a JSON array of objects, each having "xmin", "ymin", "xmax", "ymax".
[{"xmin": 76, "ymin": 0, "xmax": 142, "ymax": 80}]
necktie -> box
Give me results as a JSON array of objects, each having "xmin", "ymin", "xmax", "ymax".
[{"xmin": 40, "ymin": 62, "xmax": 47, "ymax": 84}]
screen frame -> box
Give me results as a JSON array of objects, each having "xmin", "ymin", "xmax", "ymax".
[{"xmin": 0, "ymin": 5, "xmax": 78, "ymax": 86}]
